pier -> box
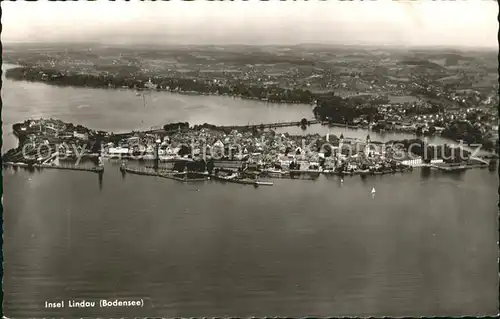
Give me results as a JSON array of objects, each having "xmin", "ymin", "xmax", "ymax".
[
  {"xmin": 35, "ymin": 164, "xmax": 104, "ymax": 173},
  {"xmin": 120, "ymin": 166, "xmax": 208, "ymax": 182},
  {"xmin": 3, "ymin": 161, "xmax": 103, "ymax": 173},
  {"xmin": 401, "ymin": 158, "xmax": 425, "ymax": 167},
  {"xmin": 209, "ymin": 173, "xmax": 274, "ymax": 186}
]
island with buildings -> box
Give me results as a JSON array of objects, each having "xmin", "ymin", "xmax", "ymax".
[{"xmin": 2, "ymin": 118, "xmax": 497, "ymax": 186}]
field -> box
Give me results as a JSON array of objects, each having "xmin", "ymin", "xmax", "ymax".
[{"xmin": 3, "ymin": 43, "xmax": 498, "ymax": 106}]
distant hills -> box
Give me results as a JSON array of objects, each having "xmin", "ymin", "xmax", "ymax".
[{"xmin": 3, "ymin": 41, "xmax": 497, "ymax": 54}]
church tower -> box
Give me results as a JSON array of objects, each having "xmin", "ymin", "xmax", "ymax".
[{"xmin": 365, "ymin": 134, "xmax": 371, "ymax": 157}]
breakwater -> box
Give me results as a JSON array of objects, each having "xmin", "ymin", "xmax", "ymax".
[
  {"xmin": 120, "ymin": 166, "xmax": 207, "ymax": 182},
  {"xmin": 3, "ymin": 162, "xmax": 104, "ymax": 173},
  {"xmin": 121, "ymin": 165, "xmax": 275, "ymax": 186}
]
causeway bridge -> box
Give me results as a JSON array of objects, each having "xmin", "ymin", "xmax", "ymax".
[
  {"xmin": 219, "ymin": 119, "xmax": 321, "ymax": 130},
  {"xmin": 112, "ymin": 119, "xmax": 321, "ymax": 138}
]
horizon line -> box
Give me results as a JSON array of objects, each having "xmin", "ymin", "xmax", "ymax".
[{"xmin": 3, "ymin": 41, "xmax": 497, "ymax": 51}]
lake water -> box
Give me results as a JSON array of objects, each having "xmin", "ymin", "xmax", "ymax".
[
  {"xmin": 2, "ymin": 63, "xmax": 499, "ymax": 317},
  {"xmin": 1, "ymin": 64, "xmax": 315, "ymax": 151},
  {"xmin": 1, "ymin": 64, "xmax": 452, "ymax": 152}
]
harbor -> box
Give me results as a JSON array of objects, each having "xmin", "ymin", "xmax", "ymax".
[
  {"xmin": 120, "ymin": 165, "xmax": 207, "ymax": 183},
  {"xmin": 120, "ymin": 164, "xmax": 274, "ymax": 186},
  {"xmin": 3, "ymin": 117, "xmax": 497, "ymax": 186}
]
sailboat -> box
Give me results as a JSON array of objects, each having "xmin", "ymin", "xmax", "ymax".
[
  {"xmin": 371, "ymin": 187, "xmax": 376, "ymax": 194},
  {"xmin": 53, "ymin": 155, "xmax": 60, "ymax": 167}
]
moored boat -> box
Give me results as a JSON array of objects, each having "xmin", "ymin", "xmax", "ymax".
[
  {"xmin": 261, "ymin": 168, "xmax": 286, "ymax": 178},
  {"xmin": 255, "ymin": 181, "xmax": 274, "ymax": 186},
  {"xmin": 358, "ymin": 169, "xmax": 370, "ymax": 177}
]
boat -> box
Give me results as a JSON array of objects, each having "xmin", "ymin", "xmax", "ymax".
[
  {"xmin": 371, "ymin": 187, "xmax": 376, "ymax": 194},
  {"xmin": 434, "ymin": 164, "xmax": 468, "ymax": 172},
  {"xmin": 358, "ymin": 169, "xmax": 370, "ymax": 177},
  {"xmin": 321, "ymin": 169, "xmax": 336, "ymax": 174},
  {"xmin": 219, "ymin": 173, "xmax": 238, "ymax": 180},
  {"xmin": 14, "ymin": 162, "xmax": 29, "ymax": 168},
  {"xmin": 255, "ymin": 181, "xmax": 274, "ymax": 186},
  {"xmin": 213, "ymin": 174, "xmax": 273, "ymax": 186},
  {"xmin": 488, "ymin": 162, "xmax": 497, "ymax": 171},
  {"xmin": 262, "ymin": 168, "xmax": 286, "ymax": 178},
  {"xmin": 442, "ymin": 166, "xmax": 467, "ymax": 172}
]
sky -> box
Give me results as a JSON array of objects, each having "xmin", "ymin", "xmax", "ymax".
[{"xmin": 1, "ymin": 0, "xmax": 498, "ymax": 48}]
